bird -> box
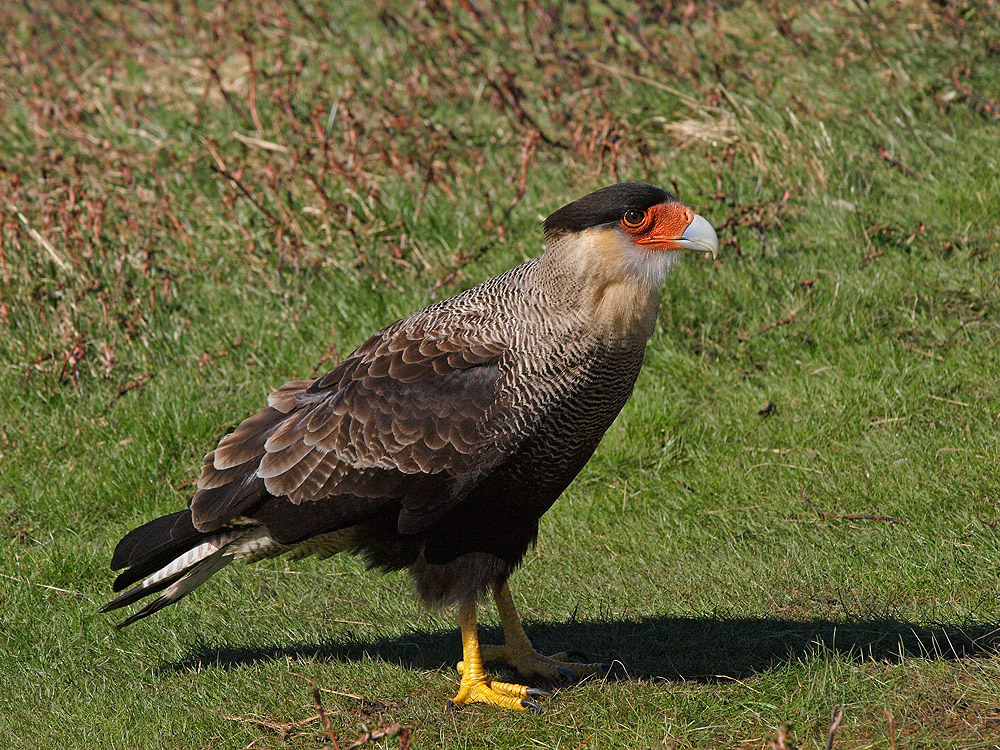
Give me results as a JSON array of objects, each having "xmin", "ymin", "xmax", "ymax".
[{"xmin": 102, "ymin": 182, "xmax": 719, "ymax": 711}]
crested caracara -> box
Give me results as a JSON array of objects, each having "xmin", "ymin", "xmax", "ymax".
[{"xmin": 103, "ymin": 182, "xmax": 719, "ymax": 711}]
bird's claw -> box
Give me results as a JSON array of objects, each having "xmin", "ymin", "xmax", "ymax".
[
  {"xmin": 521, "ymin": 699, "xmax": 543, "ymax": 713},
  {"xmin": 456, "ymin": 635, "xmax": 618, "ymax": 712},
  {"xmin": 449, "ymin": 669, "xmax": 542, "ymax": 712},
  {"xmin": 556, "ymin": 666, "xmax": 578, "ymax": 683},
  {"xmin": 480, "ymin": 643, "xmax": 615, "ymax": 683},
  {"xmin": 550, "ymin": 651, "xmax": 625, "ymax": 680}
]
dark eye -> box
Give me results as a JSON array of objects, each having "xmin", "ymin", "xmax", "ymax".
[{"xmin": 623, "ymin": 209, "xmax": 645, "ymax": 227}]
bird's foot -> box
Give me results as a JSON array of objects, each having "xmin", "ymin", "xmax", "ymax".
[
  {"xmin": 475, "ymin": 644, "xmax": 615, "ymax": 684},
  {"xmin": 448, "ymin": 665, "xmax": 546, "ymax": 711}
]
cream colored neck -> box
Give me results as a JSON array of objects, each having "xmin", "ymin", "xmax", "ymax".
[{"xmin": 541, "ymin": 227, "xmax": 672, "ymax": 344}]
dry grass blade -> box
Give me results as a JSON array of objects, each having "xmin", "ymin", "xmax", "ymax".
[
  {"xmin": 0, "ymin": 572, "xmax": 84, "ymax": 597},
  {"xmin": 225, "ymin": 713, "xmax": 320, "ymax": 740},
  {"xmin": 310, "ymin": 684, "xmax": 410, "ymax": 750},
  {"xmin": 344, "ymin": 723, "xmax": 408, "ymax": 749},
  {"xmin": 826, "ymin": 706, "xmax": 843, "ymax": 750},
  {"xmin": 6, "ymin": 201, "xmax": 71, "ymax": 272},
  {"xmin": 799, "ymin": 491, "xmax": 907, "ymax": 525},
  {"xmin": 313, "ymin": 686, "xmax": 342, "ymax": 750},
  {"xmin": 231, "ymin": 131, "xmax": 289, "ymax": 153},
  {"xmin": 885, "ymin": 709, "xmax": 897, "ymax": 750}
]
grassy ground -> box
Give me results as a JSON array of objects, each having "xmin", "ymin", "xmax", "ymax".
[{"xmin": 2, "ymin": 1, "xmax": 1000, "ymax": 747}]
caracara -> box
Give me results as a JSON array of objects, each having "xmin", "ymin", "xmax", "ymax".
[{"xmin": 103, "ymin": 183, "xmax": 719, "ymax": 710}]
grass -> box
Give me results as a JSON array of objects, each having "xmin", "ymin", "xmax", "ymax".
[{"xmin": 1, "ymin": 0, "xmax": 999, "ymax": 747}]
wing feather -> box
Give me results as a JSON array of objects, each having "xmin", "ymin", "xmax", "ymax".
[{"xmin": 188, "ymin": 315, "xmax": 513, "ymax": 535}]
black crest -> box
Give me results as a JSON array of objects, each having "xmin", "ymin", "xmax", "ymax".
[{"xmin": 543, "ymin": 182, "xmax": 675, "ymax": 239}]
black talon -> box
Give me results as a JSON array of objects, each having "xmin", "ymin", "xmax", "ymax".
[
  {"xmin": 526, "ymin": 687, "xmax": 552, "ymax": 697},
  {"xmin": 557, "ymin": 666, "xmax": 578, "ymax": 683},
  {"xmin": 521, "ymin": 700, "xmax": 543, "ymax": 713}
]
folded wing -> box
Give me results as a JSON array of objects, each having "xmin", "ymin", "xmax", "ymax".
[{"xmin": 189, "ymin": 314, "xmax": 514, "ymax": 538}]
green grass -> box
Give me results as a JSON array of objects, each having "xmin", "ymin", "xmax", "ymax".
[{"xmin": 2, "ymin": 1, "xmax": 1000, "ymax": 747}]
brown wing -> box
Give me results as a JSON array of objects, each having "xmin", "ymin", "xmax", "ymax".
[{"xmin": 188, "ymin": 315, "xmax": 511, "ymax": 535}]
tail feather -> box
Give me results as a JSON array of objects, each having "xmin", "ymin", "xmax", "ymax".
[
  {"xmin": 112, "ymin": 532, "xmax": 208, "ymax": 593},
  {"xmin": 103, "ymin": 506, "xmax": 265, "ymax": 628},
  {"xmin": 110, "ymin": 510, "xmax": 198, "ymax": 571},
  {"xmin": 110, "ymin": 546, "xmax": 236, "ymax": 629},
  {"xmin": 101, "ymin": 568, "xmax": 187, "ymax": 614},
  {"xmin": 105, "ymin": 508, "xmax": 357, "ymax": 628},
  {"xmin": 102, "ymin": 531, "xmax": 247, "ymax": 614}
]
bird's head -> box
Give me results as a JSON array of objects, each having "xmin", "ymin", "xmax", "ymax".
[{"xmin": 543, "ymin": 182, "xmax": 718, "ymax": 290}]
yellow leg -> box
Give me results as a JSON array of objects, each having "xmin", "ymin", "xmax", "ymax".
[
  {"xmin": 479, "ymin": 581, "xmax": 612, "ymax": 682},
  {"xmin": 448, "ymin": 599, "xmax": 542, "ymax": 711}
]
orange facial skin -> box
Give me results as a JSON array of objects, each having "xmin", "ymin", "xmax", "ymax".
[{"xmin": 620, "ymin": 202, "xmax": 695, "ymax": 249}]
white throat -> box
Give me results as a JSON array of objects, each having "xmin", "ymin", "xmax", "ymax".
[
  {"xmin": 543, "ymin": 227, "xmax": 679, "ymax": 341},
  {"xmin": 615, "ymin": 231, "xmax": 680, "ymax": 289}
]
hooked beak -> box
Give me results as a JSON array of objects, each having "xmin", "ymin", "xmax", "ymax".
[
  {"xmin": 631, "ymin": 203, "xmax": 720, "ymax": 259},
  {"xmin": 675, "ymin": 214, "xmax": 719, "ymax": 259}
]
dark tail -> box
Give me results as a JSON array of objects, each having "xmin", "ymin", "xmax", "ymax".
[{"xmin": 101, "ymin": 509, "xmax": 267, "ymax": 628}]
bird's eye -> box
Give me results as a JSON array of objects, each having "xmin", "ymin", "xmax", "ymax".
[{"xmin": 622, "ymin": 209, "xmax": 645, "ymax": 227}]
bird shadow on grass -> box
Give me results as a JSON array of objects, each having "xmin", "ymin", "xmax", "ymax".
[{"xmin": 164, "ymin": 614, "xmax": 1000, "ymax": 683}]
